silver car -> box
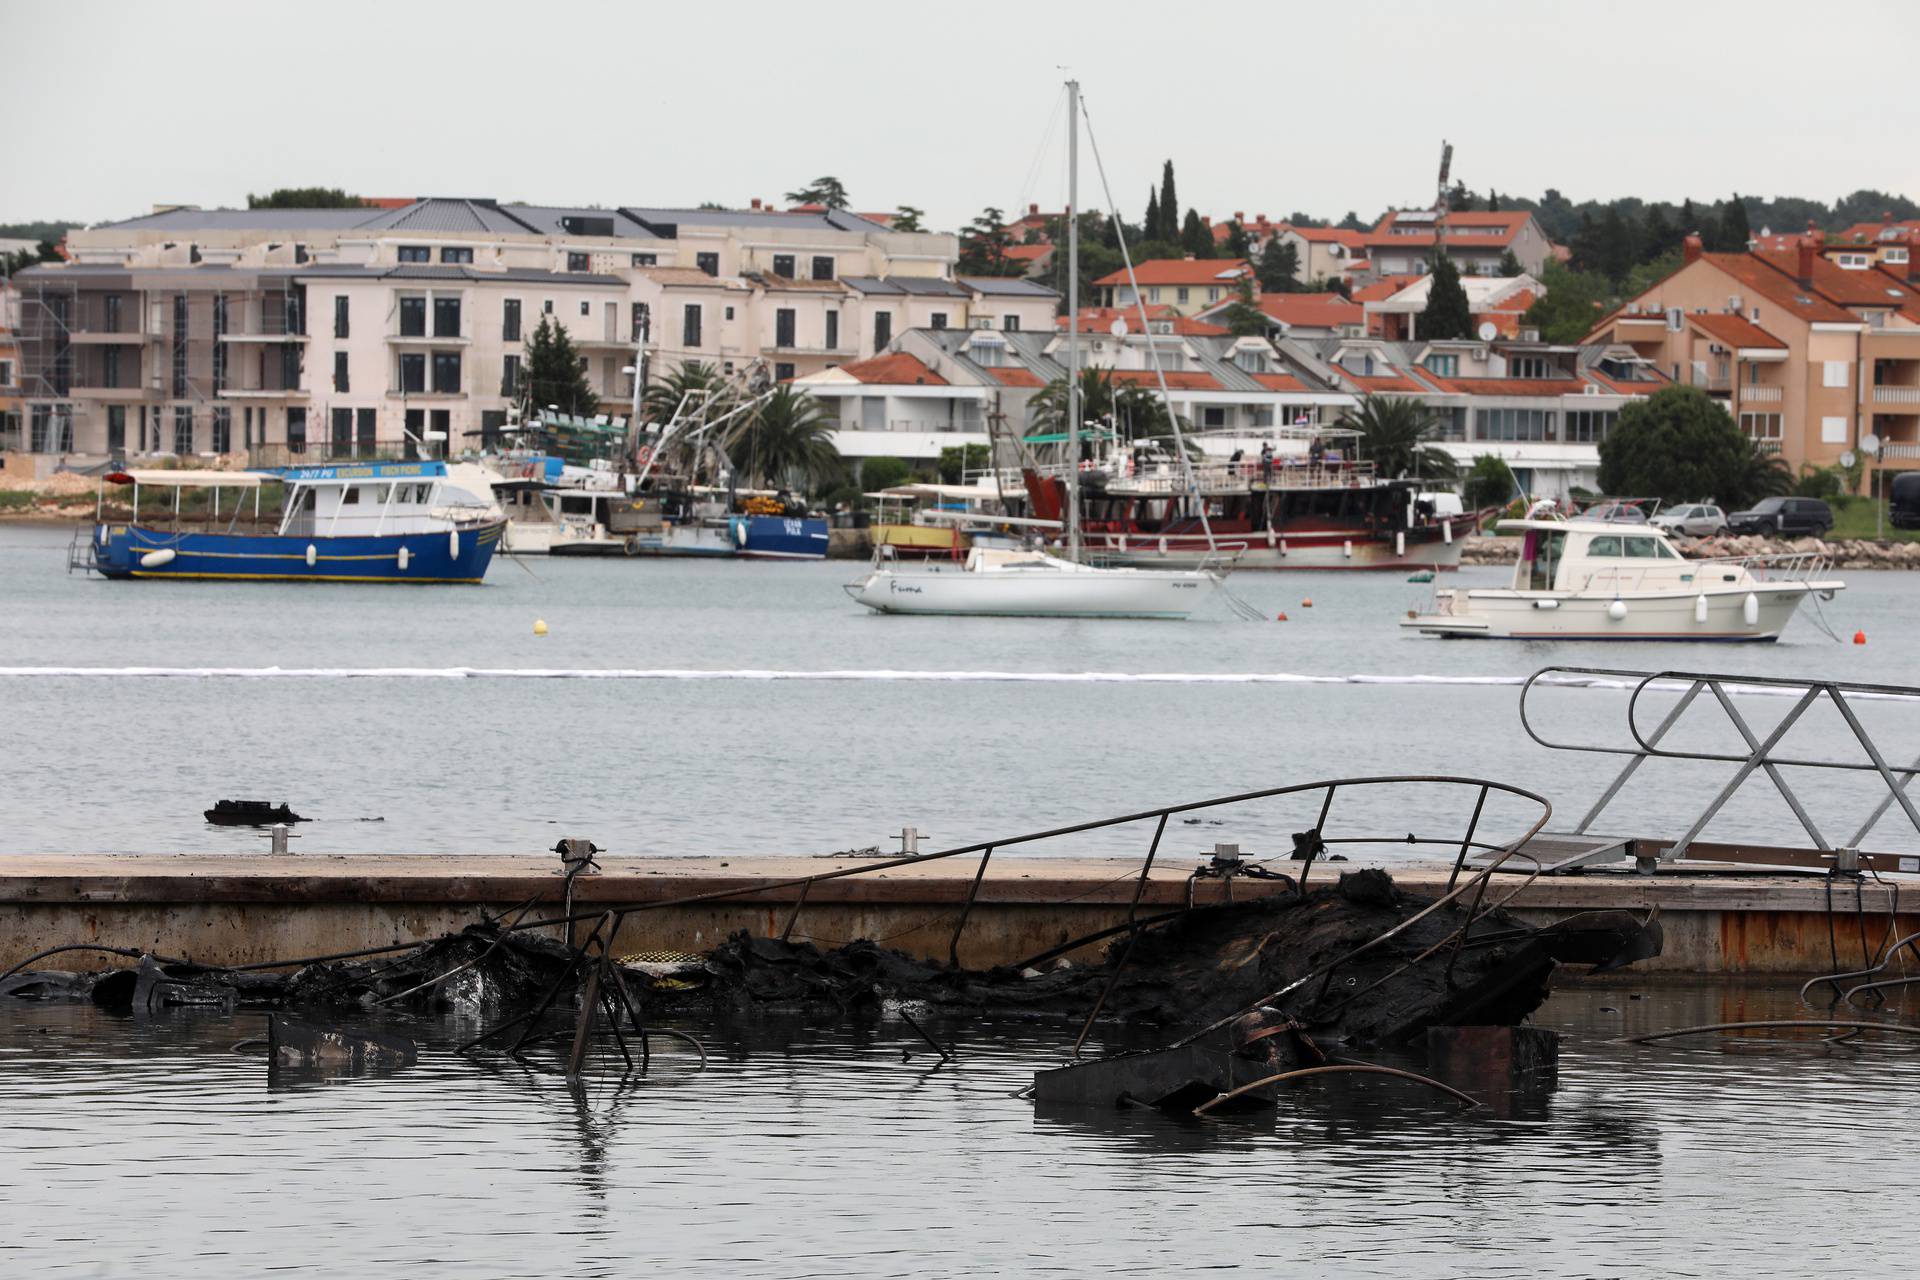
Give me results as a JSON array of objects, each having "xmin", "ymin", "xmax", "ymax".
[{"xmin": 1651, "ymin": 503, "xmax": 1727, "ymax": 537}]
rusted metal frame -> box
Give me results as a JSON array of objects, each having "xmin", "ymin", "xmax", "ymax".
[
  {"xmin": 1071, "ymin": 930, "xmax": 1143, "ymax": 1062},
  {"xmin": 1067, "ymin": 815, "xmax": 1175, "ymax": 1057},
  {"xmin": 1625, "ymin": 1018, "xmax": 1920, "ymax": 1045},
  {"xmin": 1447, "ymin": 786, "xmax": 1490, "ymax": 894},
  {"xmin": 1192, "ymin": 1063, "xmax": 1479, "ymax": 1115},
  {"xmin": 465, "ymin": 913, "xmax": 610, "ymax": 1057},
  {"xmin": 1824, "ymin": 686, "xmax": 1920, "ymax": 842},
  {"xmin": 1666, "ymin": 684, "xmax": 1825, "ymax": 858},
  {"xmin": 779, "ymin": 877, "xmax": 814, "ymax": 942},
  {"xmin": 1125, "ymin": 816, "xmax": 1170, "ymax": 927},
  {"xmin": 947, "ymin": 846, "xmax": 996, "ymax": 969},
  {"xmin": 1296, "ymin": 785, "xmax": 1337, "ymax": 894}
]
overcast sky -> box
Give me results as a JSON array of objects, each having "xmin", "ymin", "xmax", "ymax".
[{"xmin": 8, "ymin": 0, "xmax": 1918, "ymax": 232}]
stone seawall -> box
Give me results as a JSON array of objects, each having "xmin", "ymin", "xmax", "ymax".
[{"xmin": 1461, "ymin": 534, "xmax": 1920, "ymax": 570}]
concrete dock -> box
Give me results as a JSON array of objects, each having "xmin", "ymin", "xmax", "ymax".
[{"xmin": 4, "ymin": 851, "xmax": 1916, "ymax": 976}]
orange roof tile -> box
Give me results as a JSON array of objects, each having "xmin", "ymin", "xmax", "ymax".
[
  {"xmin": 1698, "ymin": 253, "xmax": 1856, "ymax": 324},
  {"xmin": 1363, "ymin": 210, "xmax": 1532, "ymax": 249},
  {"xmin": 835, "ymin": 352, "xmax": 948, "ymax": 386},
  {"xmin": 1438, "ymin": 377, "xmax": 1589, "ymax": 397},
  {"xmin": 1350, "ymin": 275, "xmax": 1423, "ymax": 303},
  {"xmin": 1091, "ymin": 258, "xmax": 1250, "ymax": 287},
  {"xmin": 1688, "ymin": 313, "xmax": 1787, "ymax": 349},
  {"xmin": 1337, "ymin": 371, "xmax": 1423, "ymax": 393},
  {"xmin": 1254, "ymin": 293, "xmax": 1363, "ymax": 329},
  {"xmin": 1002, "ymin": 244, "xmax": 1051, "ymax": 261},
  {"xmin": 1584, "ymin": 367, "xmax": 1669, "ymax": 395},
  {"xmin": 1252, "ymin": 373, "xmax": 1308, "ymax": 392},
  {"xmin": 1107, "ymin": 370, "xmax": 1222, "ymax": 390},
  {"xmin": 1284, "ymin": 225, "xmax": 1367, "ymax": 246},
  {"xmin": 985, "ymin": 367, "xmax": 1045, "ymax": 388},
  {"xmin": 1751, "ymin": 247, "xmax": 1920, "ymax": 312},
  {"xmin": 1061, "ymin": 306, "xmax": 1225, "ymax": 336}
]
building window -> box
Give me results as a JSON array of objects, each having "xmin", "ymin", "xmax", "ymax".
[
  {"xmin": 1888, "ymin": 248, "xmax": 1911, "ymax": 264},
  {"xmin": 173, "ymin": 407, "xmax": 194, "ymax": 455},
  {"xmin": 683, "ymin": 304, "xmax": 703, "ymax": 347},
  {"xmin": 334, "ymin": 294, "xmax": 350, "ymax": 338},
  {"xmin": 503, "ymin": 298, "xmax": 521, "ymax": 343},
  {"xmin": 287, "ymin": 407, "xmax": 306, "ymax": 454},
  {"xmin": 105, "ymin": 294, "xmax": 123, "ymax": 332},
  {"xmin": 1425, "ymin": 354, "xmax": 1459, "ymax": 377},
  {"xmin": 826, "ymin": 310, "xmax": 839, "ymax": 350},
  {"xmin": 103, "ymin": 346, "xmax": 121, "ymax": 388},
  {"xmin": 442, "ymin": 247, "xmax": 473, "ymax": 264},
  {"xmin": 568, "ymin": 252, "xmax": 590, "ymax": 272},
  {"xmin": 171, "ymin": 294, "xmax": 188, "ymax": 398},
  {"xmin": 433, "ymin": 297, "xmax": 461, "ymax": 337},
  {"xmin": 107, "ymin": 405, "xmax": 126, "ymax": 451},
  {"xmin": 1003, "ymin": 315, "xmax": 1021, "ymax": 332},
  {"xmin": 403, "ymin": 408, "xmax": 424, "ymax": 459},
  {"xmin": 1474, "ymin": 407, "xmax": 1554, "ymax": 441},
  {"xmin": 331, "ymin": 407, "xmax": 352, "ymax": 453},
  {"xmin": 1233, "ymin": 348, "xmax": 1268, "ymax": 373},
  {"xmin": 775, "ymin": 362, "xmax": 795, "ymax": 382},
  {"xmin": 543, "ymin": 299, "xmax": 554, "ymax": 315},
  {"xmin": 1564, "ymin": 409, "xmax": 1617, "ymax": 442},
  {"xmin": 632, "ymin": 253, "xmax": 656, "ymax": 267},
  {"xmin": 1207, "ymin": 287, "xmax": 1220, "ymax": 303},
  {"xmin": 874, "ymin": 312, "xmax": 892, "ymax": 350},
  {"xmin": 724, "ymin": 305, "xmax": 735, "ymax": 321},
  {"xmin": 772, "ymin": 254, "xmax": 795, "ymax": 279},
  {"xmin": 357, "ymin": 408, "xmax": 376, "ymax": 454},
  {"xmin": 1148, "ymin": 288, "xmax": 1161, "ymax": 303},
  {"xmin": 400, "ymin": 352, "xmax": 426, "ymax": 393},
  {"xmin": 399, "ymin": 296, "xmax": 426, "ymax": 337},
  {"xmin": 502, "ymin": 354, "xmax": 521, "ymax": 396},
  {"xmin": 1821, "ymin": 415, "xmax": 1848, "ymax": 443},
  {"xmin": 1510, "ymin": 355, "xmax": 1549, "ymax": 379},
  {"xmin": 1432, "ymin": 406, "xmax": 1468, "ymax": 440},
  {"xmin": 432, "ymin": 351, "xmax": 462, "ymax": 394},
  {"xmin": 1824, "ymin": 361, "xmax": 1849, "ymax": 388},
  {"xmin": 1176, "ymin": 287, "xmax": 1189, "ymax": 303},
  {"xmin": 1202, "ymin": 406, "xmax": 1227, "ymax": 427},
  {"xmin": 211, "ymin": 295, "xmax": 228, "ymax": 392},
  {"xmin": 811, "ymin": 256, "xmax": 833, "ymax": 281},
  {"xmin": 281, "ymin": 343, "xmax": 301, "ymax": 391},
  {"xmin": 334, "ymin": 351, "xmax": 350, "ymax": 393},
  {"xmin": 696, "ymin": 252, "xmax": 719, "ymax": 277},
  {"xmin": 431, "ymin": 409, "xmax": 450, "ymax": 453},
  {"xmin": 397, "ymin": 246, "xmax": 430, "ymax": 263},
  {"xmin": 776, "ymin": 308, "xmax": 796, "ymax": 347},
  {"xmin": 1740, "ymin": 411, "xmax": 1783, "ymax": 441},
  {"xmin": 930, "ymin": 312, "xmax": 948, "ymax": 330},
  {"xmin": 631, "ymin": 301, "xmax": 650, "ymax": 342}
]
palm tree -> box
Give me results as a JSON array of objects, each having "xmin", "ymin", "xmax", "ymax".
[
  {"xmin": 642, "ymin": 361, "xmax": 734, "ymax": 428},
  {"xmin": 1730, "ymin": 444, "xmax": 1793, "ymax": 508},
  {"xmin": 1336, "ymin": 394, "xmax": 1459, "ymax": 482},
  {"xmin": 1027, "ymin": 367, "xmax": 1183, "ymax": 443},
  {"xmin": 729, "ymin": 385, "xmax": 842, "ymax": 494}
]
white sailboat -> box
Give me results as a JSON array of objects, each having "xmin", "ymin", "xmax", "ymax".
[{"xmin": 845, "ymin": 78, "xmax": 1225, "ymax": 620}]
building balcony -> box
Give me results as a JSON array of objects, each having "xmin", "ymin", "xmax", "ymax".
[
  {"xmin": 1737, "ymin": 385, "xmax": 1783, "ymax": 403},
  {"xmin": 386, "ymin": 332, "xmax": 469, "ymax": 345},
  {"xmin": 219, "ymin": 332, "xmax": 310, "ymax": 345},
  {"xmin": 1880, "ymin": 442, "xmax": 1920, "ymax": 461},
  {"xmin": 769, "ymin": 342, "xmax": 858, "ymax": 357},
  {"xmin": 1872, "ymin": 385, "xmax": 1920, "ymax": 406},
  {"xmin": 65, "ymin": 330, "xmax": 155, "ymax": 345}
]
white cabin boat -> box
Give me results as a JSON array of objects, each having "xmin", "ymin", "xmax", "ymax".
[
  {"xmin": 845, "ymin": 547, "xmax": 1221, "ymax": 619},
  {"xmin": 1402, "ymin": 517, "xmax": 1843, "ymax": 641}
]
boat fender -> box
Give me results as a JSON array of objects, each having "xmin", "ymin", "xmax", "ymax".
[
  {"xmin": 1694, "ymin": 594, "xmax": 1708, "ymax": 624},
  {"xmin": 1343, "ymin": 540, "xmax": 1353, "ymax": 559},
  {"xmin": 397, "ymin": 546, "xmax": 411, "ymax": 572},
  {"xmin": 449, "ymin": 529, "xmax": 460, "ymax": 559},
  {"xmin": 1608, "ymin": 599, "xmax": 1628, "ymax": 621},
  {"xmin": 1743, "ymin": 593, "xmax": 1759, "ymax": 626},
  {"xmin": 624, "ymin": 535, "xmax": 643, "ymax": 557},
  {"xmin": 305, "ymin": 544, "xmax": 317, "ymax": 568},
  {"xmin": 733, "ymin": 519, "xmax": 749, "ymax": 549},
  {"xmin": 1279, "ymin": 538, "xmax": 1287, "ymax": 557},
  {"xmin": 1442, "ymin": 520, "xmax": 1452, "ymax": 545},
  {"xmin": 139, "ymin": 548, "xmax": 176, "ymax": 569},
  {"xmin": 1396, "ymin": 532, "xmax": 1406, "ymax": 557}
]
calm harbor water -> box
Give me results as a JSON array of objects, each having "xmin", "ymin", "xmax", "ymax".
[
  {"xmin": 3, "ymin": 523, "xmax": 1920, "ymax": 855},
  {"xmin": 1, "ymin": 982, "xmax": 1916, "ymax": 1276}
]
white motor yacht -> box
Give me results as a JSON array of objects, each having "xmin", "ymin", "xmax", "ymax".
[
  {"xmin": 845, "ymin": 546, "xmax": 1221, "ymax": 619},
  {"xmin": 1402, "ymin": 517, "xmax": 1843, "ymax": 641}
]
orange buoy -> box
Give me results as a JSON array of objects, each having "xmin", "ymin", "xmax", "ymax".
[
  {"xmin": 1854, "ymin": 630, "xmax": 1867, "ymax": 645},
  {"xmin": 1301, "ymin": 597, "xmax": 1314, "ymax": 608},
  {"xmin": 1276, "ymin": 612, "xmax": 1289, "ymax": 622}
]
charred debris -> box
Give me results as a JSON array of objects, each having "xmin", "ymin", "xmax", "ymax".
[{"xmin": 4, "ymin": 775, "xmax": 1670, "ymax": 1115}]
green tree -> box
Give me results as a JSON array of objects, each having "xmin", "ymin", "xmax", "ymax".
[
  {"xmin": 1180, "ymin": 208, "xmax": 1215, "ymax": 258},
  {"xmin": 1337, "ymin": 210, "xmax": 1369, "ymax": 232},
  {"xmin": 1597, "ymin": 385, "xmax": 1786, "ymax": 507},
  {"xmin": 2, "ymin": 240, "xmax": 61, "ymax": 275},
  {"xmin": 1716, "ymin": 193, "xmax": 1751, "ymax": 253},
  {"xmin": 1679, "ymin": 198, "xmax": 1699, "ymax": 240},
  {"xmin": 1223, "ymin": 220, "xmax": 1251, "ymax": 259},
  {"xmin": 1158, "ymin": 162, "xmax": 1180, "ymax": 242},
  {"xmin": 246, "ymin": 187, "xmax": 363, "ymax": 209},
  {"xmin": 938, "ymin": 443, "xmax": 991, "ymax": 484},
  {"xmin": 0, "ymin": 219, "xmax": 80, "ymax": 242},
  {"xmin": 1028, "ymin": 367, "xmax": 1179, "ymax": 441},
  {"xmin": 861, "ymin": 456, "xmax": 911, "ymax": 490},
  {"xmin": 1144, "ymin": 189, "xmax": 1161, "ymax": 244},
  {"xmin": 1421, "ymin": 254, "xmax": 1474, "ymax": 341},
  {"xmin": 958, "ymin": 206, "xmax": 1020, "ymax": 276},
  {"xmin": 1257, "ymin": 238, "xmax": 1300, "ymax": 293},
  {"xmin": 1486, "ymin": 190, "xmax": 1502, "ymax": 213},
  {"xmin": 1594, "ymin": 206, "xmax": 1638, "ymax": 285},
  {"xmin": 1524, "ymin": 260, "xmax": 1614, "ymax": 343},
  {"xmin": 891, "ymin": 206, "xmax": 926, "ymax": 232},
  {"xmin": 522, "ymin": 314, "xmax": 600, "ymax": 417},
  {"xmin": 1336, "ymin": 395, "xmax": 1458, "ymax": 482},
  {"xmin": 1463, "ymin": 454, "xmax": 1517, "ymax": 510},
  {"xmin": 728, "ymin": 385, "xmax": 842, "ymax": 493},
  {"xmin": 1623, "ymin": 250, "xmax": 1683, "ymax": 299},
  {"xmin": 1640, "ymin": 204, "xmax": 1675, "ymax": 263},
  {"xmin": 1497, "ymin": 248, "xmax": 1523, "ymax": 276},
  {"xmin": 1221, "ymin": 278, "xmax": 1267, "ymax": 336},
  {"xmin": 784, "ymin": 176, "xmax": 850, "ymax": 209}
]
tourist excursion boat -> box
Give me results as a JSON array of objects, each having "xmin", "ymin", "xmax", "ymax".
[
  {"xmin": 79, "ymin": 461, "xmax": 506, "ymax": 583},
  {"xmin": 1020, "ymin": 426, "xmax": 1478, "ymax": 572},
  {"xmin": 1401, "ymin": 515, "xmax": 1844, "ymax": 640},
  {"xmin": 846, "ymin": 79, "xmax": 1224, "ymax": 619}
]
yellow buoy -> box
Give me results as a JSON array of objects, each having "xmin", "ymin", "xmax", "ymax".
[{"xmin": 533, "ymin": 618, "xmax": 549, "ymax": 636}]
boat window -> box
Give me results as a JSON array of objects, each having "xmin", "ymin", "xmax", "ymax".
[
  {"xmin": 560, "ymin": 495, "xmax": 594, "ymax": 516},
  {"xmin": 1655, "ymin": 539, "xmax": 1682, "ymax": 559},
  {"xmin": 340, "ymin": 486, "xmax": 360, "ymax": 506},
  {"xmin": 1527, "ymin": 530, "xmax": 1565, "ymax": 591},
  {"xmin": 1622, "ymin": 536, "xmax": 1659, "ymax": 558},
  {"xmin": 368, "ymin": 485, "xmax": 389, "ymax": 505},
  {"xmin": 1587, "ymin": 535, "xmax": 1623, "ymax": 557}
]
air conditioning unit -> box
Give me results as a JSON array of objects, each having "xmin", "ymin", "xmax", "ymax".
[
  {"xmin": 1582, "ymin": 384, "xmax": 1601, "ymax": 396},
  {"xmin": 1728, "ymin": 295, "xmax": 1743, "ymax": 312}
]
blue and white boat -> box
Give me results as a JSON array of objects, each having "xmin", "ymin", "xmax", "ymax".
[
  {"xmin": 736, "ymin": 513, "xmax": 830, "ymax": 560},
  {"xmin": 81, "ymin": 461, "xmax": 506, "ymax": 584}
]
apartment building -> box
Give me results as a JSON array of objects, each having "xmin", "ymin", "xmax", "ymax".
[
  {"xmin": 0, "ymin": 280, "xmax": 19, "ymax": 451},
  {"xmin": 1360, "ymin": 211, "xmax": 1552, "ymax": 279},
  {"xmin": 1091, "ymin": 259, "xmax": 1253, "ymax": 316},
  {"xmin": 1828, "ymin": 213, "xmax": 1918, "ymax": 272},
  {"xmin": 1362, "ymin": 274, "xmax": 1542, "ymax": 341},
  {"xmin": 12, "ymin": 197, "xmax": 963, "ymax": 461},
  {"xmin": 1269, "ymin": 225, "xmax": 1369, "ymax": 284},
  {"xmin": 1583, "ymin": 234, "xmax": 1920, "ymax": 480},
  {"xmin": 1191, "ymin": 291, "xmax": 1364, "ymax": 339}
]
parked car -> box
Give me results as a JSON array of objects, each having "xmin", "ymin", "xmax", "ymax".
[
  {"xmin": 1650, "ymin": 503, "xmax": 1728, "ymax": 538},
  {"xmin": 1891, "ymin": 472, "xmax": 1920, "ymax": 531},
  {"xmin": 1584, "ymin": 501, "xmax": 1650, "ymax": 523},
  {"xmin": 1724, "ymin": 496, "xmax": 1833, "ymax": 537}
]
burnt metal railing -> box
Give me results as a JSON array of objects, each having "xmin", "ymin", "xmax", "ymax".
[{"xmin": 1520, "ymin": 667, "xmax": 1920, "ymax": 869}]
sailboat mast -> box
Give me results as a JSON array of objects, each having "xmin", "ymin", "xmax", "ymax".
[{"xmin": 1066, "ymin": 78, "xmax": 1081, "ymax": 563}]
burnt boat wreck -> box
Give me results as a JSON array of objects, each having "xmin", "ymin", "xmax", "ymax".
[{"xmin": 4, "ymin": 773, "xmax": 1666, "ymax": 1110}]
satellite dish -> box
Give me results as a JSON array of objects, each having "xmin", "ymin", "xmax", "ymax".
[
  {"xmin": 1108, "ymin": 319, "xmax": 1128, "ymax": 338},
  {"xmin": 1839, "ymin": 450, "xmax": 1857, "ymax": 469},
  {"xmin": 1476, "ymin": 321, "xmax": 1498, "ymax": 342},
  {"xmin": 1862, "ymin": 432, "xmax": 1882, "ymax": 456}
]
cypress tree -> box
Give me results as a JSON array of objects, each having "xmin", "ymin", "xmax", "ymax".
[
  {"xmin": 1181, "ymin": 208, "xmax": 1214, "ymax": 258},
  {"xmin": 1144, "ymin": 189, "xmax": 1161, "ymax": 244},
  {"xmin": 1719, "ymin": 193, "xmax": 1751, "ymax": 253},
  {"xmin": 523, "ymin": 315, "xmax": 600, "ymax": 417},
  {"xmin": 1422, "ymin": 254, "xmax": 1474, "ymax": 341},
  {"xmin": 1158, "ymin": 161, "xmax": 1179, "ymax": 241}
]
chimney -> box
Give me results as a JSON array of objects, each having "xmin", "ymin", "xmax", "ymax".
[
  {"xmin": 750, "ymin": 197, "xmax": 761, "ymax": 210},
  {"xmin": 1029, "ymin": 203, "xmax": 1039, "ymax": 215},
  {"xmin": 1234, "ymin": 211, "xmax": 1244, "ymax": 221},
  {"xmin": 1202, "ymin": 216, "xmax": 1212, "ymax": 228},
  {"xmin": 1797, "ymin": 227, "xmax": 1818, "ymax": 282},
  {"xmin": 1682, "ymin": 233, "xmax": 1703, "ymax": 265}
]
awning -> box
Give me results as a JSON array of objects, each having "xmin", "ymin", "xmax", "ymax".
[{"xmin": 106, "ymin": 469, "xmax": 267, "ymax": 488}]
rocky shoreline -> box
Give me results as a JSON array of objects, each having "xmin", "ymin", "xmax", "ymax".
[{"xmin": 1461, "ymin": 533, "xmax": 1920, "ymax": 570}]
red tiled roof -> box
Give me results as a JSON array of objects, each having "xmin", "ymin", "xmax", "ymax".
[
  {"xmin": 1091, "ymin": 258, "xmax": 1250, "ymax": 287},
  {"xmin": 1061, "ymin": 306, "xmax": 1226, "ymax": 336},
  {"xmin": 1252, "ymin": 373, "xmax": 1309, "ymax": 392},
  {"xmin": 1284, "ymin": 225, "xmax": 1367, "ymax": 246},
  {"xmin": 1688, "ymin": 313, "xmax": 1787, "ymax": 349},
  {"xmin": 1436, "ymin": 377, "xmax": 1589, "ymax": 397},
  {"xmin": 1584, "ymin": 368, "xmax": 1668, "ymax": 395},
  {"xmin": 835, "ymin": 352, "xmax": 948, "ymax": 386},
  {"xmin": 1834, "ymin": 220, "xmax": 1920, "ymax": 246},
  {"xmin": 1002, "ymin": 244, "xmax": 1051, "ymax": 262},
  {"xmin": 985, "ymin": 367, "xmax": 1045, "ymax": 388},
  {"xmin": 1350, "ymin": 275, "xmax": 1424, "ymax": 303},
  {"xmin": 1750, "ymin": 247, "xmax": 1920, "ymax": 312},
  {"xmin": 1107, "ymin": 370, "xmax": 1222, "ymax": 390},
  {"xmin": 1697, "ymin": 253, "xmax": 1857, "ymax": 325},
  {"xmin": 1336, "ymin": 370, "xmax": 1423, "ymax": 393},
  {"xmin": 1363, "ymin": 210, "xmax": 1532, "ymax": 248},
  {"xmin": 1254, "ymin": 293, "xmax": 1363, "ymax": 329}
]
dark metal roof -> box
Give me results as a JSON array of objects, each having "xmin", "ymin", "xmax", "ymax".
[
  {"xmin": 843, "ymin": 275, "xmax": 969, "ymax": 298},
  {"xmin": 959, "ymin": 276, "xmax": 1059, "ymax": 298}
]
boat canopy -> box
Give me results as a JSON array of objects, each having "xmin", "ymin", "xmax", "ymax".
[
  {"xmin": 105, "ymin": 469, "xmax": 266, "ymax": 488},
  {"xmin": 1022, "ymin": 428, "xmax": 1118, "ymax": 445},
  {"xmin": 273, "ymin": 461, "xmax": 450, "ymax": 485},
  {"xmin": 868, "ymin": 483, "xmax": 1004, "ymax": 502}
]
